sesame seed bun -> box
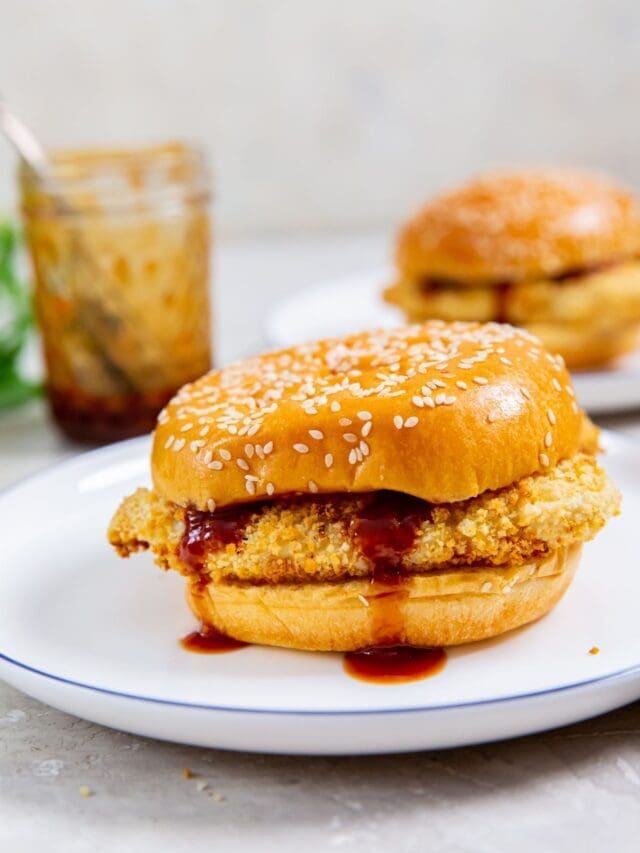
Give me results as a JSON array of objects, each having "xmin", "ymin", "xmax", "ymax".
[
  {"xmin": 397, "ymin": 168, "xmax": 640, "ymax": 284},
  {"xmin": 186, "ymin": 545, "xmax": 580, "ymax": 651},
  {"xmin": 152, "ymin": 321, "xmax": 584, "ymax": 510}
]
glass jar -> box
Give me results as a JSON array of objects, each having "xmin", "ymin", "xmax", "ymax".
[{"xmin": 20, "ymin": 142, "xmax": 212, "ymax": 443}]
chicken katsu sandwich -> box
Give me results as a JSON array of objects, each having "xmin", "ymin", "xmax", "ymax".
[
  {"xmin": 109, "ymin": 321, "xmax": 620, "ymax": 651},
  {"xmin": 385, "ymin": 169, "xmax": 640, "ymax": 369}
]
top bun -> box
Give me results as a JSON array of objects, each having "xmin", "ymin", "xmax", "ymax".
[
  {"xmin": 397, "ymin": 168, "xmax": 640, "ymax": 284},
  {"xmin": 152, "ymin": 321, "xmax": 584, "ymax": 510}
]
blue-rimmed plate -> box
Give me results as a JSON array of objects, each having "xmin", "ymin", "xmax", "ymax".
[
  {"xmin": 265, "ymin": 268, "xmax": 640, "ymax": 415},
  {"xmin": 0, "ymin": 433, "xmax": 638, "ymax": 755}
]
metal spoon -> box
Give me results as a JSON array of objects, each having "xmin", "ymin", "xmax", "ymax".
[{"xmin": 0, "ymin": 96, "xmax": 138, "ymax": 393}]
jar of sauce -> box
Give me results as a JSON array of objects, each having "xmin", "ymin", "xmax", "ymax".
[{"xmin": 20, "ymin": 142, "xmax": 212, "ymax": 442}]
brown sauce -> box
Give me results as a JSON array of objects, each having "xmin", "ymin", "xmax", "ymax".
[
  {"xmin": 344, "ymin": 645, "xmax": 447, "ymax": 684},
  {"xmin": 350, "ymin": 491, "xmax": 427, "ymax": 645},
  {"xmin": 179, "ymin": 504, "xmax": 258, "ymax": 572},
  {"xmin": 180, "ymin": 626, "xmax": 248, "ymax": 654},
  {"xmin": 49, "ymin": 386, "xmax": 177, "ymax": 443}
]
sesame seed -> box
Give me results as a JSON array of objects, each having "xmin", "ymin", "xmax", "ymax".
[
  {"xmin": 357, "ymin": 594, "xmax": 370, "ymax": 607},
  {"xmin": 190, "ymin": 440, "xmax": 205, "ymax": 452},
  {"xmin": 245, "ymin": 480, "xmax": 256, "ymax": 496},
  {"xmin": 481, "ymin": 582, "xmax": 492, "ymax": 593},
  {"xmin": 207, "ymin": 499, "xmax": 216, "ymax": 513},
  {"xmin": 309, "ymin": 429, "xmax": 324, "ymax": 440},
  {"xmin": 444, "ymin": 395, "xmax": 456, "ymax": 405},
  {"xmin": 266, "ymin": 482, "xmax": 275, "ymax": 496},
  {"xmin": 545, "ymin": 431, "xmax": 553, "ymax": 447},
  {"xmin": 245, "ymin": 474, "xmax": 259, "ymax": 482},
  {"xmin": 552, "ymin": 378, "xmax": 562, "ymax": 392},
  {"xmin": 172, "ymin": 438, "xmax": 186, "ymax": 452},
  {"xmin": 203, "ymin": 450, "xmax": 213, "ymax": 464},
  {"xmin": 412, "ymin": 395, "xmax": 425, "ymax": 407},
  {"xmin": 423, "ymin": 397, "xmax": 435, "ymax": 408},
  {"xmin": 357, "ymin": 411, "xmax": 372, "ymax": 421},
  {"xmin": 503, "ymin": 585, "xmax": 513, "ymax": 594},
  {"xmin": 308, "ymin": 480, "xmax": 318, "ymax": 493},
  {"xmin": 293, "ymin": 443, "xmax": 310, "ymax": 454},
  {"xmin": 237, "ymin": 458, "xmax": 250, "ymax": 471},
  {"xmin": 435, "ymin": 393, "xmax": 446, "ymax": 405},
  {"xmin": 361, "ymin": 420, "xmax": 372, "ymax": 437},
  {"xmin": 324, "ymin": 453, "xmax": 334, "ymax": 468},
  {"xmin": 571, "ymin": 401, "xmax": 579, "ymax": 413},
  {"xmin": 164, "ymin": 435, "xmax": 175, "ymax": 449},
  {"xmin": 338, "ymin": 417, "xmax": 352, "ymax": 427},
  {"xmin": 219, "ymin": 449, "xmax": 232, "ymax": 461},
  {"xmin": 473, "ymin": 376, "xmax": 488, "ymax": 385},
  {"xmin": 432, "ymin": 379, "xmax": 446, "ymax": 388},
  {"xmin": 404, "ymin": 416, "xmax": 419, "ymax": 428},
  {"xmin": 348, "ymin": 448, "xmax": 358, "ymax": 464},
  {"xmin": 255, "ymin": 445, "xmax": 265, "ymax": 459},
  {"xmin": 330, "ymin": 401, "xmax": 341, "ymax": 412},
  {"xmin": 456, "ymin": 381, "xmax": 467, "ymax": 390},
  {"xmin": 247, "ymin": 424, "xmax": 260, "ymax": 436},
  {"xmin": 207, "ymin": 461, "xmax": 223, "ymax": 470},
  {"xmin": 521, "ymin": 387, "xmax": 532, "ymax": 401},
  {"xmin": 500, "ymin": 357, "xmax": 512, "ymax": 365},
  {"xmin": 360, "ymin": 440, "xmax": 370, "ymax": 456},
  {"xmin": 547, "ymin": 409, "xmax": 556, "ymax": 425},
  {"xmin": 199, "ymin": 426, "xmax": 210, "ymax": 437},
  {"xmin": 179, "ymin": 423, "xmax": 193, "ymax": 432},
  {"xmin": 343, "ymin": 433, "xmax": 358, "ymax": 443},
  {"xmin": 263, "ymin": 441, "xmax": 274, "ymax": 455},
  {"xmin": 539, "ymin": 453, "xmax": 550, "ymax": 467},
  {"xmin": 393, "ymin": 415, "xmax": 404, "ymax": 430}
]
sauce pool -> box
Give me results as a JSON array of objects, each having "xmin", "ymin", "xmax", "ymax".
[
  {"xmin": 180, "ymin": 627, "xmax": 248, "ymax": 654},
  {"xmin": 344, "ymin": 645, "xmax": 447, "ymax": 684}
]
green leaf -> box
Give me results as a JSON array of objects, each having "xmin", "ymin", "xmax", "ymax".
[
  {"xmin": 0, "ymin": 220, "xmax": 37, "ymax": 410},
  {"xmin": 0, "ymin": 364, "xmax": 41, "ymax": 409}
]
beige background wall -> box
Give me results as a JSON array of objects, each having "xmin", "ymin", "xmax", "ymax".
[{"xmin": 1, "ymin": 0, "xmax": 640, "ymax": 235}]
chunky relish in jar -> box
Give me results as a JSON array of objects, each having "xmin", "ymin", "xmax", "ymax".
[{"xmin": 20, "ymin": 142, "xmax": 212, "ymax": 442}]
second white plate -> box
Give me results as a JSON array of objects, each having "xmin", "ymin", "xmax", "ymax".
[{"xmin": 265, "ymin": 267, "xmax": 640, "ymax": 415}]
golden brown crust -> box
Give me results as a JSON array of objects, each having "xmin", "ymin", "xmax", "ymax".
[
  {"xmin": 151, "ymin": 322, "xmax": 584, "ymax": 509},
  {"xmin": 108, "ymin": 453, "xmax": 619, "ymax": 585},
  {"xmin": 186, "ymin": 546, "xmax": 581, "ymax": 651},
  {"xmin": 385, "ymin": 261, "xmax": 640, "ymax": 369},
  {"xmin": 396, "ymin": 168, "xmax": 640, "ymax": 283}
]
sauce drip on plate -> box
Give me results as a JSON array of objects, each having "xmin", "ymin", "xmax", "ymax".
[
  {"xmin": 180, "ymin": 626, "xmax": 248, "ymax": 654},
  {"xmin": 344, "ymin": 645, "xmax": 447, "ymax": 684}
]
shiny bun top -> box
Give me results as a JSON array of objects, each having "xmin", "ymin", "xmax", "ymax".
[
  {"xmin": 397, "ymin": 168, "xmax": 640, "ymax": 284},
  {"xmin": 152, "ymin": 321, "xmax": 584, "ymax": 510}
]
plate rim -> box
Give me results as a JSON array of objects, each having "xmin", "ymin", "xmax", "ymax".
[
  {"xmin": 0, "ymin": 431, "xmax": 639, "ymax": 718},
  {"xmin": 2, "ymin": 648, "xmax": 640, "ymax": 717}
]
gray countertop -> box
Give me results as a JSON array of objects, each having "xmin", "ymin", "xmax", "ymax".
[{"xmin": 1, "ymin": 233, "xmax": 640, "ymax": 852}]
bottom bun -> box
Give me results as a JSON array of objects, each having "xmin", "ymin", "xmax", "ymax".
[{"xmin": 186, "ymin": 545, "xmax": 581, "ymax": 651}]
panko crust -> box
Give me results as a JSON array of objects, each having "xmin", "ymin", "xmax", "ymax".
[
  {"xmin": 108, "ymin": 453, "xmax": 620, "ymax": 586},
  {"xmin": 396, "ymin": 168, "xmax": 640, "ymax": 283}
]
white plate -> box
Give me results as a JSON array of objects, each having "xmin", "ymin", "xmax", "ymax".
[
  {"xmin": 0, "ymin": 433, "xmax": 638, "ymax": 755},
  {"xmin": 265, "ymin": 268, "xmax": 640, "ymax": 415}
]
